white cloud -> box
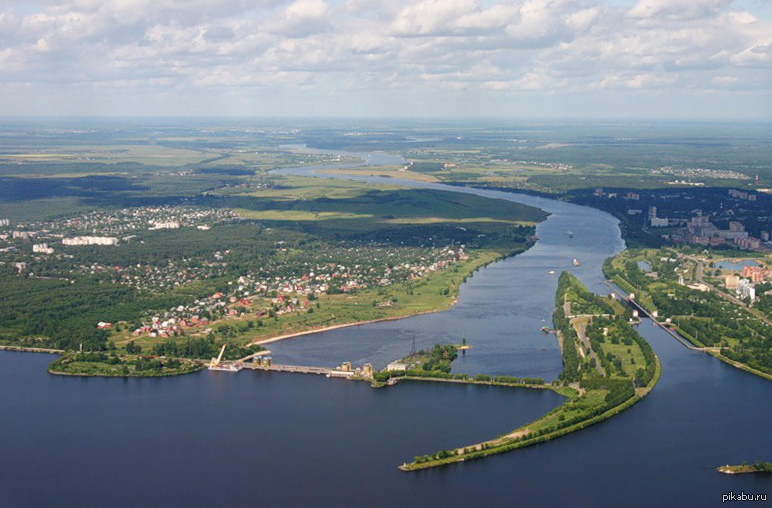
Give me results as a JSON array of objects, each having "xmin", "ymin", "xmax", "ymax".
[
  {"xmin": 567, "ymin": 7, "xmax": 599, "ymax": 31},
  {"xmin": 0, "ymin": 0, "xmax": 770, "ymax": 118},
  {"xmin": 390, "ymin": 0, "xmax": 483, "ymax": 36},
  {"xmin": 273, "ymin": 0, "xmax": 332, "ymax": 38},
  {"xmin": 628, "ymin": 0, "xmax": 731, "ymax": 20}
]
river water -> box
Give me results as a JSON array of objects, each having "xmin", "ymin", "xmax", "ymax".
[
  {"xmin": 1, "ymin": 149, "xmax": 770, "ymax": 507},
  {"xmin": 269, "ymin": 149, "xmax": 625, "ymax": 377}
]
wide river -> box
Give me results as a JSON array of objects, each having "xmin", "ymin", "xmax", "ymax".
[{"xmin": 1, "ymin": 149, "xmax": 770, "ymax": 507}]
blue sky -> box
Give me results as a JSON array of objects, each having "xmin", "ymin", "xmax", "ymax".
[{"xmin": 0, "ymin": 0, "xmax": 770, "ymax": 120}]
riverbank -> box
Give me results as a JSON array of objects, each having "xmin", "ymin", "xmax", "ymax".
[
  {"xmin": 47, "ymin": 354, "xmax": 205, "ymax": 378},
  {"xmin": 246, "ymin": 245, "xmax": 530, "ymax": 348},
  {"xmin": 0, "ymin": 345, "xmax": 64, "ymax": 354},
  {"xmin": 399, "ymin": 352, "xmax": 660, "ymax": 472},
  {"xmin": 248, "ymin": 309, "xmax": 446, "ymax": 347},
  {"xmin": 706, "ymin": 350, "xmax": 772, "ymax": 382},
  {"xmin": 386, "ymin": 374, "xmax": 571, "ymax": 394},
  {"xmin": 48, "ymin": 366, "xmax": 205, "ymax": 378}
]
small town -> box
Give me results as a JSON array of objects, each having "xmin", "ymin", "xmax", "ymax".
[
  {"xmin": 113, "ymin": 243, "xmax": 468, "ymax": 341},
  {"xmin": 586, "ymin": 187, "xmax": 772, "ymax": 253},
  {"xmin": 0, "ymin": 205, "xmax": 239, "ymax": 251},
  {"xmin": 0, "ymin": 204, "xmax": 472, "ymax": 343}
]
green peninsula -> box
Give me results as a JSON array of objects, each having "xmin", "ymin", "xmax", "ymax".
[{"xmin": 399, "ymin": 272, "xmax": 660, "ymax": 471}]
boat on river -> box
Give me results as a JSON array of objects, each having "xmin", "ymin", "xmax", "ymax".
[{"xmin": 572, "ymin": 258, "xmax": 580, "ymax": 266}]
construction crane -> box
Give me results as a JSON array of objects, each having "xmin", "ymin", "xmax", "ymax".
[{"xmin": 210, "ymin": 343, "xmax": 227, "ymax": 368}]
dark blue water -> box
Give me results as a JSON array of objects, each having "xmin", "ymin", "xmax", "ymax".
[
  {"xmin": 2, "ymin": 149, "xmax": 771, "ymax": 507},
  {"xmin": 0, "ymin": 351, "xmax": 563, "ymax": 508},
  {"xmin": 2, "ymin": 318, "xmax": 772, "ymax": 507}
]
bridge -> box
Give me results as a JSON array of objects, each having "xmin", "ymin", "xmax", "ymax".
[
  {"xmin": 243, "ymin": 363, "xmax": 330, "ymax": 375},
  {"xmin": 241, "ymin": 362, "xmax": 357, "ymax": 378},
  {"xmin": 236, "ymin": 350, "xmax": 271, "ymax": 363},
  {"xmin": 209, "ymin": 345, "xmax": 364, "ymax": 378}
]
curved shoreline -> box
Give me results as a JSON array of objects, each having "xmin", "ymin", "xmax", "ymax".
[
  {"xmin": 246, "ymin": 244, "xmax": 535, "ymax": 349},
  {"xmin": 248, "ymin": 308, "xmax": 447, "ymax": 347},
  {"xmin": 400, "ymin": 353, "xmax": 662, "ymax": 471},
  {"xmin": 706, "ymin": 350, "xmax": 772, "ymax": 382},
  {"xmin": 47, "ymin": 366, "xmax": 204, "ymax": 378}
]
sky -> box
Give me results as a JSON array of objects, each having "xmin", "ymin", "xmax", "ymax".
[{"xmin": 0, "ymin": 0, "xmax": 771, "ymax": 120}]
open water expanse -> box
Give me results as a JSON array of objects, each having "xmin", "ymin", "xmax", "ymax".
[{"xmin": 1, "ymin": 149, "xmax": 771, "ymax": 507}]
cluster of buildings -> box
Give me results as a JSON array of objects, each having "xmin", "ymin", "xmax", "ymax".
[
  {"xmin": 650, "ymin": 166, "xmax": 750, "ymax": 181},
  {"xmin": 89, "ymin": 243, "xmax": 465, "ymax": 294},
  {"xmin": 74, "ymin": 258, "xmax": 227, "ymax": 292},
  {"xmin": 637, "ymin": 190, "xmax": 771, "ymax": 251},
  {"xmin": 510, "ymin": 159, "xmax": 573, "ymax": 171},
  {"xmin": 648, "ymin": 207, "xmax": 669, "ymax": 228},
  {"xmin": 593, "ymin": 187, "xmax": 772, "ymax": 253},
  {"xmin": 32, "ymin": 243, "xmax": 55, "ymax": 254},
  {"xmin": 122, "ymin": 245, "xmax": 469, "ymax": 339},
  {"xmin": 2, "ymin": 206, "xmax": 237, "ymax": 248},
  {"xmin": 129, "ymin": 289, "xmax": 308, "ymax": 339},
  {"xmin": 739, "ymin": 265, "xmax": 772, "ymax": 283},
  {"xmin": 7, "ymin": 212, "xmax": 469, "ymax": 296},
  {"xmin": 149, "ymin": 221, "xmax": 180, "ymax": 230},
  {"xmin": 728, "ymin": 189, "xmax": 758, "ymax": 202},
  {"xmin": 724, "ymin": 275, "xmax": 759, "ymax": 301},
  {"xmin": 62, "ymin": 236, "xmax": 119, "ymax": 246},
  {"xmin": 684, "ymin": 216, "xmax": 763, "ymax": 249},
  {"xmin": 0, "ymin": 206, "xmax": 238, "ymax": 279},
  {"xmin": 231, "ymin": 245, "xmax": 467, "ymax": 300},
  {"xmin": 403, "ymin": 148, "xmax": 574, "ymax": 172},
  {"xmin": 723, "ymin": 265, "xmax": 771, "ymax": 302},
  {"xmin": 12, "ymin": 231, "xmax": 32, "ymax": 240},
  {"xmin": 131, "ymin": 314, "xmax": 206, "ymax": 338},
  {"xmin": 53, "ymin": 206, "xmax": 238, "ymax": 236}
]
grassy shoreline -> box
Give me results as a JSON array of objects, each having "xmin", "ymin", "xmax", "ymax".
[
  {"xmin": 249, "ymin": 308, "xmax": 446, "ymax": 347},
  {"xmin": 706, "ymin": 350, "xmax": 772, "ymax": 382},
  {"xmin": 399, "ymin": 354, "xmax": 661, "ymax": 471},
  {"xmin": 48, "ymin": 364, "xmax": 205, "ymax": 378},
  {"xmin": 243, "ymin": 246, "xmax": 529, "ymax": 347},
  {"xmin": 718, "ymin": 462, "xmax": 772, "ymax": 475},
  {"xmin": 47, "ymin": 354, "xmax": 205, "ymax": 378}
]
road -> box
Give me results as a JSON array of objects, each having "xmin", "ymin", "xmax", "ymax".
[{"xmin": 573, "ymin": 318, "xmax": 604, "ymax": 376}]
